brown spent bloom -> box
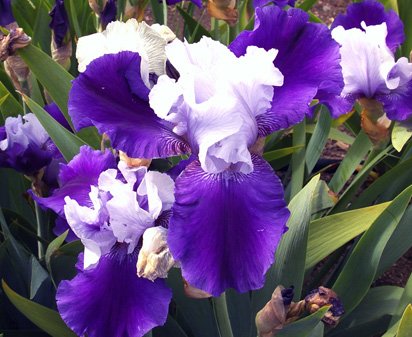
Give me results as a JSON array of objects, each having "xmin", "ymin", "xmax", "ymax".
[
  {"xmin": 0, "ymin": 25, "xmax": 31, "ymax": 61},
  {"xmin": 305, "ymin": 286, "xmax": 345, "ymax": 326},
  {"xmin": 207, "ymin": 0, "xmax": 238, "ymax": 26},
  {"xmin": 119, "ymin": 150, "xmax": 152, "ymax": 168},
  {"xmin": 358, "ymin": 98, "xmax": 391, "ymax": 148}
]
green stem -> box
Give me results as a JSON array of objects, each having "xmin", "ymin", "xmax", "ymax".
[
  {"xmin": 35, "ymin": 201, "xmax": 46, "ymax": 260},
  {"xmin": 213, "ymin": 293, "xmax": 234, "ymax": 337},
  {"xmin": 162, "ymin": 0, "xmax": 168, "ymax": 26}
]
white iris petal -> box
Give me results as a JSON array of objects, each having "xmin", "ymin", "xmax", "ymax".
[
  {"xmin": 76, "ymin": 19, "xmax": 175, "ymax": 87},
  {"xmin": 332, "ymin": 22, "xmax": 412, "ymax": 98},
  {"xmin": 149, "ymin": 37, "xmax": 283, "ymax": 174}
]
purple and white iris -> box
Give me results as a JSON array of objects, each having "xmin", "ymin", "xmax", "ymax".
[
  {"xmin": 42, "ymin": 146, "xmax": 174, "ymax": 337},
  {"xmin": 0, "ymin": 113, "xmax": 58, "ymax": 175},
  {"xmin": 330, "ymin": 0, "xmax": 412, "ymax": 121},
  {"xmin": 67, "ymin": 6, "xmax": 344, "ymax": 297}
]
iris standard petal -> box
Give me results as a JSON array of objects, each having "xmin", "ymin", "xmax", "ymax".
[
  {"xmin": 57, "ymin": 246, "xmax": 172, "ymax": 337},
  {"xmin": 230, "ymin": 6, "xmax": 347, "ymax": 133},
  {"xmin": 331, "ymin": 0, "xmax": 404, "ymax": 52},
  {"xmin": 168, "ymin": 155, "xmax": 290, "ymax": 296},
  {"xmin": 68, "ymin": 51, "xmax": 190, "ymax": 159},
  {"xmin": 34, "ymin": 146, "xmax": 116, "ymax": 216}
]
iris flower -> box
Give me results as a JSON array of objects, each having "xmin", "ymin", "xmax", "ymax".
[
  {"xmin": 49, "ymin": 0, "xmax": 70, "ymax": 48},
  {"xmin": 330, "ymin": 0, "xmax": 412, "ymax": 121},
  {"xmin": 67, "ymin": 7, "xmax": 344, "ymax": 296},
  {"xmin": 37, "ymin": 146, "xmax": 174, "ymax": 336},
  {"xmin": 0, "ymin": 113, "xmax": 58, "ymax": 175}
]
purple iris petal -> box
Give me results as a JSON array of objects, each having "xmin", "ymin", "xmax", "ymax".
[
  {"xmin": 376, "ymin": 81, "xmax": 412, "ymax": 120},
  {"xmin": 0, "ymin": 0, "xmax": 15, "ymax": 26},
  {"xmin": 49, "ymin": 0, "xmax": 70, "ymax": 48},
  {"xmin": 100, "ymin": 0, "xmax": 117, "ymax": 28},
  {"xmin": 57, "ymin": 246, "xmax": 172, "ymax": 337},
  {"xmin": 254, "ymin": 0, "xmax": 296, "ymax": 8},
  {"xmin": 68, "ymin": 51, "xmax": 190, "ymax": 158},
  {"xmin": 230, "ymin": 6, "xmax": 348, "ymax": 134},
  {"xmin": 331, "ymin": 0, "xmax": 404, "ymax": 52},
  {"xmin": 44, "ymin": 102, "xmax": 71, "ymax": 131},
  {"xmin": 168, "ymin": 155, "xmax": 290, "ymax": 296},
  {"xmin": 54, "ymin": 216, "xmax": 77, "ymax": 242},
  {"xmin": 34, "ymin": 146, "xmax": 116, "ymax": 216}
]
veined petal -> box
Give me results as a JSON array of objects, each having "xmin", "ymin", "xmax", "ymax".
[
  {"xmin": 69, "ymin": 51, "xmax": 189, "ymax": 159},
  {"xmin": 57, "ymin": 246, "xmax": 172, "ymax": 337},
  {"xmin": 331, "ymin": 0, "xmax": 404, "ymax": 52},
  {"xmin": 168, "ymin": 155, "xmax": 289, "ymax": 296},
  {"xmin": 331, "ymin": 23, "xmax": 395, "ymax": 98},
  {"xmin": 230, "ymin": 6, "xmax": 347, "ymax": 132},
  {"xmin": 34, "ymin": 146, "xmax": 116, "ymax": 216},
  {"xmin": 150, "ymin": 37, "xmax": 281, "ymax": 174}
]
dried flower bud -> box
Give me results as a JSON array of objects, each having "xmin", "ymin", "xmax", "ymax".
[
  {"xmin": 137, "ymin": 227, "xmax": 175, "ymax": 281},
  {"xmin": 256, "ymin": 286, "xmax": 295, "ymax": 337},
  {"xmin": 0, "ymin": 26, "xmax": 31, "ymax": 61},
  {"xmin": 207, "ymin": 0, "xmax": 238, "ymax": 26},
  {"xmin": 88, "ymin": 0, "xmax": 108, "ymax": 14},
  {"xmin": 358, "ymin": 98, "xmax": 391, "ymax": 148},
  {"xmin": 119, "ymin": 150, "xmax": 151, "ymax": 168},
  {"xmin": 183, "ymin": 279, "xmax": 212, "ymax": 299},
  {"xmin": 305, "ymin": 286, "xmax": 344, "ymax": 326}
]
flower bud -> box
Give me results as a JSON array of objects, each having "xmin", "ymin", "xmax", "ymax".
[
  {"xmin": 88, "ymin": 0, "xmax": 107, "ymax": 14},
  {"xmin": 137, "ymin": 227, "xmax": 175, "ymax": 281},
  {"xmin": 305, "ymin": 286, "xmax": 344, "ymax": 326},
  {"xmin": 256, "ymin": 286, "xmax": 295, "ymax": 337},
  {"xmin": 0, "ymin": 0, "xmax": 15, "ymax": 28},
  {"xmin": 358, "ymin": 98, "xmax": 391, "ymax": 148},
  {"xmin": 183, "ymin": 279, "xmax": 212, "ymax": 299},
  {"xmin": 49, "ymin": 0, "xmax": 72, "ymax": 70},
  {"xmin": 207, "ymin": 0, "xmax": 238, "ymax": 26}
]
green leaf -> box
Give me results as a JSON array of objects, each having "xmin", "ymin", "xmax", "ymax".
[
  {"xmin": 177, "ymin": 6, "xmax": 211, "ymax": 43},
  {"xmin": 397, "ymin": 304, "xmax": 412, "ymax": 337},
  {"xmin": 290, "ymin": 120, "xmax": 306, "ymax": 199},
  {"xmin": 351, "ymin": 157, "xmax": 412, "ymax": 209},
  {"xmin": 305, "ymin": 124, "xmax": 355, "ymax": 145},
  {"xmin": 29, "ymin": 255, "xmax": 50, "ymax": 300},
  {"xmin": 329, "ymin": 286, "xmax": 403, "ymax": 337},
  {"xmin": 2, "ymin": 280, "xmax": 76, "ymax": 337},
  {"xmin": 253, "ymin": 175, "xmax": 320, "ymax": 317},
  {"xmin": 392, "ymin": 122, "xmax": 412, "ymax": 152},
  {"xmin": 306, "ymin": 107, "xmax": 332, "ymax": 173},
  {"xmin": 306, "ymin": 201, "xmax": 390, "ymax": 270},
  {"xmin": 23, "ymin": 95, "xmax": 86, "ymax": 161},
  {"xmin": 45, "ymin": 230, "xmax": 68, "ymax": 276},
  {"xmin": 333, "ymin": 185, "xmax": 412, "ymax": 315},
  {"xmin": 329, "ymin": 131, "xmax": 372, "ymax": 193},
  {"xmin": 153, "ymin": 315, "xmax": 188, "ymax": 337},
  {"xmin": 166, "ymin": 269, "xmax": 220, "ymax": 337},
  {"xmin": 398, "ymin": 0, "xmax": 412, "ymax": 58},
  {"xmin": 17, "ymin": 44, "xmax": 74, "ymax": 126},
  {"xmin": 263, "ymin": 145, "xmax": 304, "ymax": 162},
  {"xmin": 276, "ymin": 306, "xmax": 330, "ymax": 337},
  {"xmin": 0, "ymin": 82, "xmax": 22, "ymax": 119},
  {"xmin": 383, "ymin": 273, "xmax": 412, "ymax": 337},
  {"xmin": 376, "ymin": 206, "xmax": 412, "ymax": 278},
  {"xmin": 297, "ymin": 0, "xmax": 318, "ymax": 11}
]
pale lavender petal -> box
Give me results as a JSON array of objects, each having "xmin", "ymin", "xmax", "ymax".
[
  {"xmin": 168, "ymin": 155, "xmax": 290, "ymax": 296},
  {"xmin": 230, "ymin": 6, "xmax": 348, "ymax": 133},
  {"xmin": 331, "ymin": 0, "xmax": 404, "ymax": 52},
  {"xmin": 68, "ymin": 51, "xmax": 189, "ymax": 158},
  {"xmin": 57, "ymin": 246, "xmax": 172, "ymax": 337}
]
